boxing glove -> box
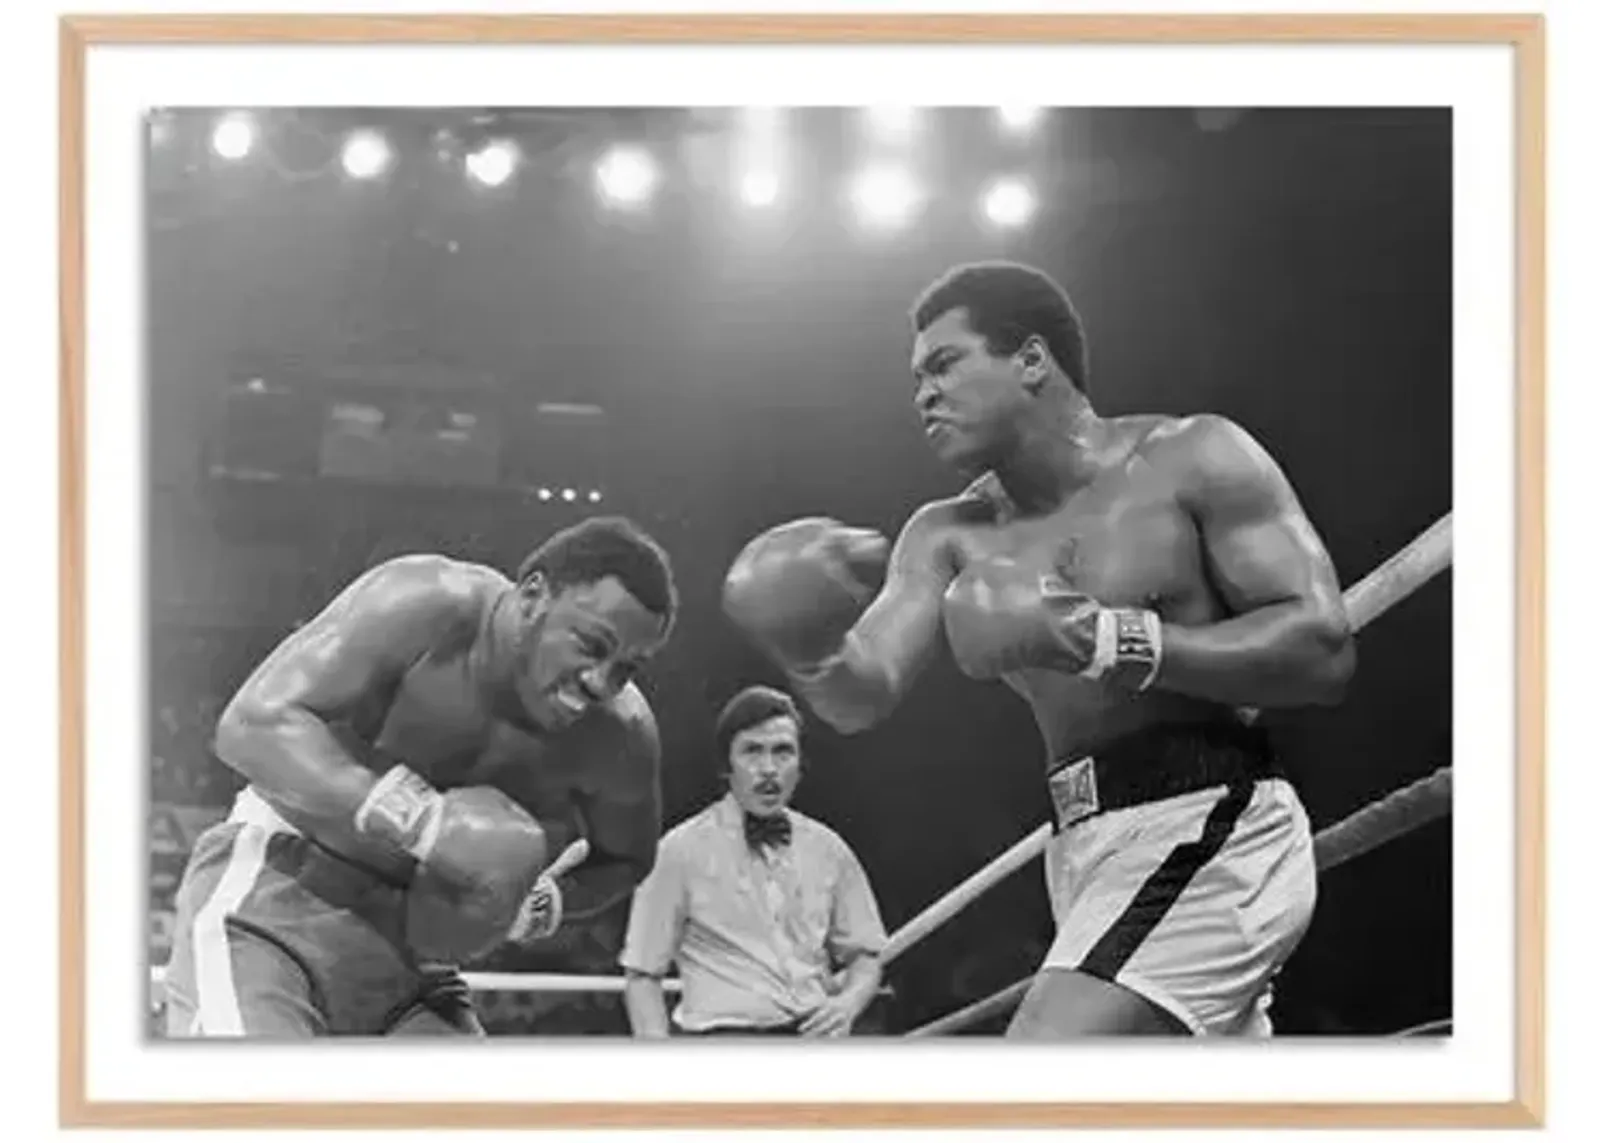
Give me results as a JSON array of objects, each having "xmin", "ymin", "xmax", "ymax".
[
  {"xmin": 723, "ymin": 517, "xmax": 889, "ymax": 672},
  {"xmin": 355, "ymin": 767, "xmax": 551, "ymax": 962},
  {"xmin": 942, "ymin": 558, "xmax": 1163, "ymax": 689}
]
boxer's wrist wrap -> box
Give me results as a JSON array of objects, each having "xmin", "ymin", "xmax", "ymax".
[
  {"xmin": 1078, "ymin": 607, "xmax": 1163, "ymax": 691},
  {"xmin": 353, "ymin": 765, "xmax": 444, "ymax": 862},
  {"xmin": 508, "ymin": 875, "xmax": 563, "ymax": 943}
]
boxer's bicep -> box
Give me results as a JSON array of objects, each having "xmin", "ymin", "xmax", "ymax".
[
  {"xmin": 850, "ymin": 505, "xmax": 959, "ymax": 695},
  {"xmin": 1183, "ymin": 417, "xmax": 1345, "ymax": 620},
  {"xmin": 215, "ymin": 559, "xmax": 470, "ymax": 806}
]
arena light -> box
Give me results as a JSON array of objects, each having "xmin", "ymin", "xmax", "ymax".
[
  {"xmin": 536, "ymin": 487, "xmax": 553, "ymax": 502},
  {"xmin": 997, "ymin": 106, "xmax": 1045, "ymax": 135},
  {"xmin": 863, "ymin": 106, "xmax": 922, "ymax": 146},
  {"xmin": 465, "ymin": 140, "xmax": 518, "ymax": 188},
  {"xmin": 561, "ymin": 488, "xmax": 578, "ymax": 503},
  {"xmin": 588, "ymin": 490, "xmax": 604, "ymax": 504},
  {"xmin": 850, "ymin": 165, "xmax": 923, "ymax": 230},
  {"xmin": 340, "ymin": 130, "xmax": 392, "ymax": 180},
  {"xmin": 210, "ymin": 113, "xmax": 256, "ymax": 161},
  {"xmin": 595, "ymin": 147, "xmax": 658, "ymax": 208},
  {"xmin": 982, "ymin": 178, "xmax": 1036, "ymax": 229},
  {"xmin": 738, "ymin": 169, "xmax": 781, "ymax": 209}
]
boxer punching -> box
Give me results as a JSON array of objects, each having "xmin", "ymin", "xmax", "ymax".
[
  {"xmin": 163, "ymin": 517, "xmax": 675, "ymax": 1037},
  {"xmin": 724, "ymin": 262, "xmax": 1353, "ymax": 1037}
]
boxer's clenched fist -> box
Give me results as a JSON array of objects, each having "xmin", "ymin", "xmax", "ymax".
[{"xmin": 723, "ymin": 517, "xmax": 889, "ymax": 672}]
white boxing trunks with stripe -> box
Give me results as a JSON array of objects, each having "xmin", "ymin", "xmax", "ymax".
[{"xmin": 1039, "ymin": 726, "xmax": 1318, "ymax": 1036}]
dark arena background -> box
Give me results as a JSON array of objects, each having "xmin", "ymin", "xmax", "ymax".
[{"xmin": 145, "ymin": 107, "xmax": 1451, "ymax": 1037}]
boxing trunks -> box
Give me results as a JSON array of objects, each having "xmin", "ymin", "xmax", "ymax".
[
  {"xmin": 1040, "ymin": 721, "xmax": 1317, "ymax": 1035},
  {"xmin": 162, "ymin": 787, "xmax": 482, "ymax": 1037}
]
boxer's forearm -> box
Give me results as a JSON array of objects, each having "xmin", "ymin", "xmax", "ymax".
[
  {"xmin": 1151, "ymin": 602, "xmax": 1354, "ymax": 707},
  {"xmin": 623, "ymin": 974, "xmax": 673, "ymax": 1039},
  {"xmin": 558, "ymin": 857, "xmax": 646, "ymax": 922},
  {"xmin": 789, "ymin": 633, "xmax": 901, "ymax": 735},
  {"xmin": 213, "ymin": 704, "xmax": 377, "ymax": 820}
]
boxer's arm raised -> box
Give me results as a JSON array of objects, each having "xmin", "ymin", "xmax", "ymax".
[
  {"xmin": 789, "ymin": 504, "xmax": 959, "ymax": 734},
  {"xmin": 212, "ymin": 556, "xmax": 473, "ymax": 821},
  {"xmin": 1152, "ymin": 415, "xmax": 1355, "ymax": 707}
]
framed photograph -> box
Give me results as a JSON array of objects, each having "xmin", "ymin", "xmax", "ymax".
[{"xmin": 60, "ymin": 11, "xmax": 1544, "ymax": 1129}]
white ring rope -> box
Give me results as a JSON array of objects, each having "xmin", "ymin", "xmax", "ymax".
[
  {"xmin": 1312, "ymin": 765, "xmax": 1452, "ymax": 871},
  {"xmin": 147, "ymin": 965, "xmax": 677, "ymax": 998},
  {"xmin": 904, "ymin": 770, "xmax": 1453, "ymax": 1037},
  {"xmin": 150, "ymin": 513, "xmax": 1455, "ymax": 1028},
  {"xmin": 899, "ymin": 512, "xmax": 1455, "ymax": 1036}
]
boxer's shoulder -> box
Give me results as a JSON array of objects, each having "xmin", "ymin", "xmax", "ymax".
[
  {"xmin": 360, "ymin": 554, "xmax": 502, "ymax": 613},
  {"xmin": 383, "ymin": 552, "xmax": 508, "ymax": 592},
  {"xmin": 350, "ymin": 555, "xmax": 501, "ymax": 659},
  {"xmin": 952, "ymin": 474, "xmax": 1016, "ymax": 523},
  {"xmin": 1128, "ymin": 413, "xmax": 1256, "ymax": 472},
  {"xmin": 886, "ymin": 498, "xmax": 971, "ymax": 578},
  {"xmin": 903, "ymin": 487, "xmax": 994, "ymax": 537}
]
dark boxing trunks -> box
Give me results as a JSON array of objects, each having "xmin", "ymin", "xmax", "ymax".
[{"xmin": 161, "ymin": 791, "xmax": 482, "ymax": 1037}]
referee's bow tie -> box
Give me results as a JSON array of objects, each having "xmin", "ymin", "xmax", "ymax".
[{"xmin": 744, "ymin": 811, "xmax": 792, "ymax": 851}]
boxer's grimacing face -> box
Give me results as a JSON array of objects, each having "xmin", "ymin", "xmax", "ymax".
[
  {"xmin": 727, "ymin": 715, "xmax": 802, "ymax": 818},
  {"xmin": 512, "ymin": 574, "xmax": 667, "ymax": 730},
  {"xmin": 911, "ymin": 306, "xmax": 1035, "ymax": 473}
]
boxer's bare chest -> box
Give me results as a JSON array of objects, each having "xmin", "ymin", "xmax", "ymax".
[
  {"xmin": 946, "ymin": 443, "xmax": 1227, "ymax": 758},
  {"xmin": 950, "ymin": 466, "xmax": 1206, "ymax": 612},
  {"xmin": 336, "ymin": 653, "xmax": 584, "ymax": 816}
]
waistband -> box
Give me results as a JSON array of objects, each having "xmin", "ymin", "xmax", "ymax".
[
  {"xmin": 1047, "ymin": 720, "xmax": 1283, "ymax": 831},
  {"xmin": 227, "ymin": 786, "xmax": 414, "ymax": 889},
  {"xmin": 228, "ymin": 786, "xmax": 303, "ymax": 835}
]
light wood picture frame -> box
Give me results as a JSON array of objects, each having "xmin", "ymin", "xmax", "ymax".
[{"xmin": 59, "ymin": 12, "xmax": 1545, "ymax": 1129}]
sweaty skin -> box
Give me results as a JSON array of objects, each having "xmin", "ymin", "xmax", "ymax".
[
  {"xmin": 798, "ymin": 412, "xmax": 1353, "ymax": 764},
  {"xmin": 213, "ymin": 554, "xmax": 665, "ymax": 919}
]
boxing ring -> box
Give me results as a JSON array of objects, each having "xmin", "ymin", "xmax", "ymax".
[{"xmin": 150, "ymin": 513, "xmax": 1454, "ymax": 1036}]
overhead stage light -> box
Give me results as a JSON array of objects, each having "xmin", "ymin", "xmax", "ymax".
[
  {"xmin": 341, "ymin": 130, "xmax": 392, "ymax": 180},
  {"xmin": 739, "ymin": 169, "xmax": 781, "ymax": 208},
  {"xmin": 210, "ymin": 113, "xmax": 256, "ymax": 161},
  {"xmin": 982, "ymin": 178, "xmax": 1036, "ymax": 228},
  {"xmin": 466, "ymin": 140, "xmax": 518, "ymax": 188},
  {"xmin": 850, "ymin": 165, "xmax": 923, "ymax": 230},
  {"xmin": 596, "ymin": 147, "xmax": 658, "ymax": 208},
  {"xmin": 997, "ymin": 106, "xmax": 1045, "ymax": 135}
]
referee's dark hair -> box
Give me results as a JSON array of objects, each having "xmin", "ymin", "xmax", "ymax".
[{"xmin": 714, "ymin": 686, "xmax": 803, "ymax": 769}]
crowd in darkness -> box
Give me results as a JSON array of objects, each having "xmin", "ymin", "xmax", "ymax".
[{"xmin": 149, "ymin": 629, "xmax": 251, "ymax": 808}]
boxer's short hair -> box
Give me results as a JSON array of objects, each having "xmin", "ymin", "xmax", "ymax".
[
  {"xmin": 715, "ymin": 686, "xmax": 803, "ymax": 767},
  {"xmin": 518, "ymin": 516, "xmax": 678, "ymax": 626},
  {"xmin": 911, "ymin": 260, "xmax": 1090, "ymax": 396}
]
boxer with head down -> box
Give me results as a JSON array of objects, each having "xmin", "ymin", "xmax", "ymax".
[
  {"xmin": 163, "ymin": 516, "xmax": 675, "ymax": 1037},
  {"xmin": 724, "ymin": 261, "xmax": 1355, "ymax": 1037}
]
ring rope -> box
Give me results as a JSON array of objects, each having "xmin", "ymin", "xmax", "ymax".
[
  {"xmin": 881, "ymin": 512, "xmax": 1452, "ymax": 975},
  {"xmin": 148, "ymin": 965, "xmax": 681, "ymax": 996},
  {"xmin": 1311, "ymin": 765, "xmax": 1451, "ymax": 871},
  {"xmin": 149, "ymin": 513, "xmax": 1455, "ymax": 1024},
  {"xmin": 904, "ymin": 768, "xmax": 1453, "ymax": 1036},
  {"xmin": 897, "ymin": 512, "xmax": 1454, "ymax": 1037}
]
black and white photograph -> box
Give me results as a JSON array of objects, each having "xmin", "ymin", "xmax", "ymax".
[{"xmin": 143, "ymin": 103, "xmax": 1454, "ymax": 1044}]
